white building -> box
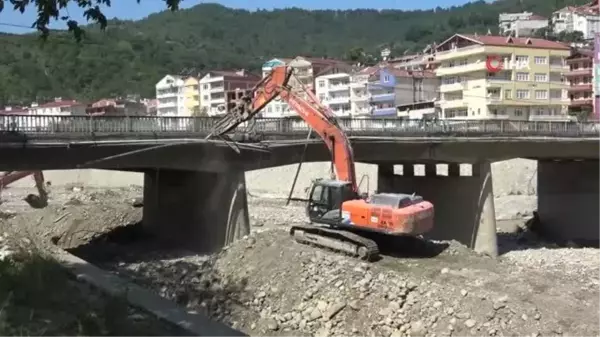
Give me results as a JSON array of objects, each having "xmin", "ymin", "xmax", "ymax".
[
  {"xmin": 552, "ymin": 2, "xmax": 600, "ymax": 40},
  {"xmin": 315, "ymin": 73, "xmax": 352, "ymax": 116},
  {"xmin": 260, "ymin": 58, "xmax": 293, "ymax": 118},
  {"xmin": 155, "ymin": 75, "xmax": 186, "ymax": 117},
  {"xmin": 349, "ymin": 72, "xmax": 371, "ymax": 116},
  {"xmin": 499, "ymin": 12, "xmax": 549, "ymax": 37}
]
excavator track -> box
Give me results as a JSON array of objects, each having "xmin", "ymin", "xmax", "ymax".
[{"xmin": 290, "ymin": 224, "xmax": 379, "ymax": 261}]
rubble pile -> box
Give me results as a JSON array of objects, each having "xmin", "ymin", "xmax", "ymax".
[{"xmin": 103, "ymin": 229, "xmax": 598, "ymax": 337}]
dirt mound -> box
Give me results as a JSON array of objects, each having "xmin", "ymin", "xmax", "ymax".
[{"xmin": 90, "ymin": 227, "xmax": 597, "ymax": 337}]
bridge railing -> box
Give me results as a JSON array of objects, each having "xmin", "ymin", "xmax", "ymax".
[{"xmin": 0, "ymin": 114, "xmax": 598, "ymax": 138}]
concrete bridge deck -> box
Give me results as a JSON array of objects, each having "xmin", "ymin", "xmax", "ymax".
[{"xmin": 1, "ymin": 115, "xmax": 598, "ymax": 259}]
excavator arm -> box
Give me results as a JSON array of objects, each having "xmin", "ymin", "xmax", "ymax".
[
  {"xmin": 210, "ymin": 66, "xmax": 359, "ymax": 193},
  {"xmin": 0, "ymin": 171, "xmax": 48, "ymax": 208}
]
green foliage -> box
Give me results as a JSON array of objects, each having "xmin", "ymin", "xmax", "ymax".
[{"xmin": 0, "ymin": 0, "xmax": 592, "ymax": 104}]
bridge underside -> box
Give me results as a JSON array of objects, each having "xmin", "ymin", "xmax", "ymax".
[
  {"xmin": 377, "ymin": 162, "xmax": 498, "ymax": 256},
  {"xmin": 0, "ymin": 139, "xmax": 598, "ymax": 253},
  {"xmin": 143, "ymin": 168, "xmax": 250, "ymax": 252}
]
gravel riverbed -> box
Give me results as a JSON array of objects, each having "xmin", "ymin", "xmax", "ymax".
[{"xmin": 0, "ymin": 160, "xmax": 597, "ymax": 337}]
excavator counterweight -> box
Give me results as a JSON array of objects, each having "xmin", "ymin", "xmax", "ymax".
[{"xmin": 210, "ymin": 64, "xmax": 435, "ymax": 261}]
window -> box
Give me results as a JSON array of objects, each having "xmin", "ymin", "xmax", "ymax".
[
  {"xmin": 203, "ymin": 84, "xmax": 208, "ymax": 90},
  {"xmin": 310, "ymin": 185, "xmax": 324, "ymax": 203},
  {"xmin": 318, "ymin": 80, "xmax": 325, "ymax": 88},
  {"xmin": 534, "ymin": 56, "xmax": 547, "ymax": 65},
  {"xmin": 203, "ymin": 95, "xmax": 208, "ymax": 101},
  {"xmin": 383, "ymin": 75, "xmax": 391, "ymax": 82},
  {"xmin": 550, "ymin": 89, "xmax": 563, "ymax": 99},
  {"xmin": 516, "ymin": 72, "xmax": 529, "ymax": 81},
  {"xmin": 514, "ymin": 108, "xmax": 523, "ymax": 117},
  {"xmin": 459, "ymin": 59, "xmax": 468, "ymax": 66},
  {"xmin": 534, "ymin": 73, "xmax": 548, "ymax": 82},
  {"xmin": 535, "ymin": 90, "xmax": 548, "ymax": 100},
  {"xmin": 504, "ymin": 89, "xmax": 512, "ymax": 99},
  {"xmin": 516, "ymin": 89, "xmax": 529, "ymax": 99},
  {"xmin": 515, "ymin": 55, "xmax": 529, "ymax": 63}
]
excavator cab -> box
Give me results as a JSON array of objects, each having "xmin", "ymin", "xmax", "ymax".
[{"xmin": 306, "ymin": 179, "xmax": 358, "ymax": 225}]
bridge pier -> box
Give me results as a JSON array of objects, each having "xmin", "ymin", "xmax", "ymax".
[
  {"xmin": 537, "ymin": 160, "xmax": 599, "ymax": 245},
  {"xmin": 377, "ymin": 162, "xmax": 498, "ymax": 257},
  {"xmin": 143, "ymin": 169, "xmax": 250, "ymax": 253}
]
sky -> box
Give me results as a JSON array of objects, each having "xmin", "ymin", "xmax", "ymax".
[{"xmin": 0, "ymin": 0, "xmax": 477, "ymax": 34}]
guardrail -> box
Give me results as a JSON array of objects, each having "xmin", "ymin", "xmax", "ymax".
[{"xmin": 0, "ymin": 114, "xmax": 598, "ymax": 138}]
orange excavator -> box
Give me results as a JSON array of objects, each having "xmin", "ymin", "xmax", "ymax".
[
  {"xmin": 210, "ymin": 65, "xmax": 434, "ymax": 260},
  {"xmin": 0, "ymin": 171, "xmax": 49, "ymax": 208}
]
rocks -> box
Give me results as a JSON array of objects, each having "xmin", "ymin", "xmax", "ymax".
[{"xmin": 8, "ymin": 184, "xmax": 593, "ymax": 337}]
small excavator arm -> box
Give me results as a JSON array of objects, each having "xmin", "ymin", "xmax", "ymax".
[
  {"xmin": 0, "ymin": 171, "xmax": 48, "ymax": 208},
  {"xmin": 210, "ymin": 66, "xmax": 358, "ymax": 193}
]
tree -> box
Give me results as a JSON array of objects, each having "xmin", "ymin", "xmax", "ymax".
[
  {"xmin": 0, "ymin": 0, "xmax": 181, "ymax": 40},
  {"xmin": 0, "ymin": 0, "xmax": 593, "ymax": 102}
]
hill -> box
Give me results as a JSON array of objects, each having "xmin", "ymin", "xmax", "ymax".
[{"xmin": 0, "ymin": 0, "xmax": 591, "ymax": 104}]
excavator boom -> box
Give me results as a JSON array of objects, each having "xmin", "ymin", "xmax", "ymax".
[
  {"xmin": 210, "ymin": 63, "xmax": 434, "ymax": 261},
  {"xmin": 210, "ymin": 66, "xmax": 358, "ymax": 192}
]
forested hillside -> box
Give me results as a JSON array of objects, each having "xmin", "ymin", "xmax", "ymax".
[{"xmin": 0, "ymin": 0, "xmax": 591, "ymax": 104}]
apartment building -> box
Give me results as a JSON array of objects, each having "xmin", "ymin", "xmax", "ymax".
[
  {"xmin": 315, "ymin": 73, "xmax": 352, "ymax": 116},
  {"xmin": 565, "ymin": 49, "xmax": 594, "ymax": 119},
  {"xmin": 85, "ymin": 98, "xmax": 147, "ymax": 116},
  {"xmin": 199, "ymin": 70, "xmax": 259, "ymax": 116},
  {"xmin": 346, "ymin": 66, "xmax": 439, "ymax": 117},
  {"xmin": 260, "ymin": 57, "xmax": 351, "ymax": 117},
  {"xmin": 498, "ymin": 12, "xmax": 549, "ymax": 37},
  {"xmin": 155, "ymin": 74, "xmax": 185, "ymax": 117},
  {"xmin": 552, "ymin": 2, "xmax": 599, "ymax": 40},
  {"xmin": 183, "ymin": 76, "xmax": 200, "ymax": 116},
  {"xmin": 433, "ymin": 34, "xmax": 571, "ymax": 121},
  {"xmin": 30, "ymin": 98, "xmax": 86, "ymax": 116}
]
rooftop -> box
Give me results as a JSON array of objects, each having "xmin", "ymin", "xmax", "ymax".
[{"xmin": 437, "ymin": 33, "xmax": 571, "ymax": 51}]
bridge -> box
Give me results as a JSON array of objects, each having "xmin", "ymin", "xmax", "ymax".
[{"xmin": 1, "ymin": 115, "xmax": 599, "ymax": 256}]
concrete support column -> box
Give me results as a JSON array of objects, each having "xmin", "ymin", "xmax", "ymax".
[
  {"xmin": 376, "ymin": 162, "xmax": 498, "ymax": 257},
  {"xmin": 143, "ymin": 169, "xmax": 250, "ymax": 253},
  {"xmin": 537, "ymin": 160, "xmax": 599, "ymax": 245}
]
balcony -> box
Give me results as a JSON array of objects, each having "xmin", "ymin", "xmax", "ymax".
[
  {"xmin": 439, "ymin": 82, "xmax": 465, "ymax": 93},
  {"xmin": 353, "ymin": 108, "xmax": 371, "ymax": 116},
  {"xmin": 372, "ymin": 107, "xmax": 397, "ymax": 116},
  {"xmin": 210, "ymin": 86, "xmax": 224, "ymax": 93},
  {"xmin": 325, "ymin": 96, "xmax": 351, "ymax": 105},
  {"xmin": 486, "ymin": 96, "xmax": 503, "ymax": 105},
  {"xmin": 436, "ymin": 61, "xmax": 487, "ymax": 76},
  {"xmin": 566, "ymin": 57, "xmax": 592, "ymax": 64},
  {"xmin": 157, "ymin": 101, "xmax": 177, "ymax": 109},
  {"xmin": 439, "ymin": 99, "xmax": 468, "ymax": 109},
  {"xmin": 569, "ymin": 98, "xmax": 594, "ymax": 106},
  {"xmin": 529, "ymin": 114, "xmax": 572, "ymax": 122},
  {"xmin": 564, "ymin": 68, "xmax": 592, "ymax": 77},
  {"xmin": 550, "ymin": 63, "xmax": 569, "ymax": 71},
  {"xmin": 351, "ymin": 94, "xmax": 369, "ymax": 102},
  {"xmin": 567, "ymin": 83, "xmax": 593, "ymax": 92},
  {"xmin": 156, "ymin": 91, "xmax": 179, "ymax": 98},
  {"xmin": 370, "ymin": 93, "xmax": 395, "ymax": 102},
  {"xmin": 486, "ymin": 114, "xmax": 511, "ymax": 120},
  {"xmin": 328, "ymin": 84, "xmax": 349, "ymax": 92},
  {"xmin": 209, "ymin": 97, "xmax": 226, "ymax": 104},
  {"xmin": 350, "ymin": 81, "xmax": 367, "ymax": 88},
  {"xmin": 433, "ymin": 45, "xmax": 486, "ymax": 62}
]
